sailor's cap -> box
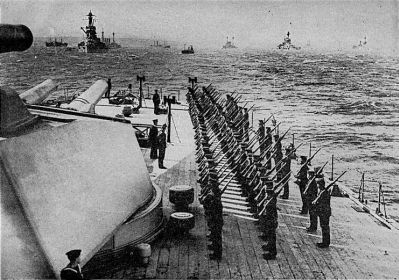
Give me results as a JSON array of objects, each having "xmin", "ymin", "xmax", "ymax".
[
  {"xmin": 259, "ymin": 119, "xmax": 264, "ymax": 124},
  {"xmin": 308, "ymin": 168, "xmax": 315, "ymax": 174},
  {"xmin": 153, "ymin": 119, "xmax": 158, "ymax": 123},
  {"xmin": 66, "ymin": 249, "xmax": 81, "ymax": 260},
  {"xmin": 300, "ymin": 156, "xmax": 308, "ymax": 161}
]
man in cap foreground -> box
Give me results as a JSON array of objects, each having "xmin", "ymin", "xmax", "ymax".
[
  {"xmin": 149, "ymin": 119, "xmax": 159, "ymax": 159},
  {"xmin": 60, "ymin": 249, "xmax": 84, "ymax": 280},
  {"xmin": 158, "ymin": 124, "xmax": 167, "ymax": 169}
]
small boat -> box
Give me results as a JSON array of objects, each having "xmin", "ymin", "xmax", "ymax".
[
  {"xmin": 45, "ymin": 38, "xmax": 68, "ymax": 47},
  {"xmin": 182, "ymin": 44, "xmax": 194, "ymax": 54}
]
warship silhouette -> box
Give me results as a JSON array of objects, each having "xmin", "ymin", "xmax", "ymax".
[{"xmin": 78, "ymin": 11, "xmax": 108, "ymax": 53}]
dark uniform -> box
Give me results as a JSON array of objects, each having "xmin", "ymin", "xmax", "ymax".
[
  {"xmin": 260, "ymin": 182, "xmax": 278, "ymax": 260},
  {"xmin": 149, "ymin": 120, "xmax": 158, "ymax": 159},
  {"xmin": 306, "ymin": 169, "xmax": 318, "ymax": 232},
  {"xmin": 158, "ymin": 124, "xmax": 167, "ymax": 169},
  {"xmin": 203, "ymin": 179, "xmax": 223, "ymax": 260},
  {"xmin": 106, "ymin": 78, "xmax": 111, "ymax": 98},
  {"xmin": 313, "ymin": 177, "xmax": 331, "ymax": 248},
  {"xmin": 60, "ymin": 250, "xmax": 84, "ymax": 280},
  {"xmin": 295, "ymin": 156, "xmax": 309, "ymax": 214},
  {"xmin": 153, "ymin": 90, "xmax": 161, "ymax": 114},
  {"xmin": 280, "ymin": 147, "xmax": 292, "ymax": 199}
]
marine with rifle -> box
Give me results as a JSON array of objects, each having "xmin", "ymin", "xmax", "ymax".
[
  {"xmin": 258, "ymin": 181, "xmax": 278, "ymax": 260},
  {"xmin": 295, "ymin": 155, "xmax": 310, "ymax": 214}
]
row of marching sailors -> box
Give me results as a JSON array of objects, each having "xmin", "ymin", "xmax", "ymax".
[{"xmin": 188, "ymin": 89, "xmax": 224, "ymax": 260}]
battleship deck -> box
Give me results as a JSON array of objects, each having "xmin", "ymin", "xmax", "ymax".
[{"xmin": 84, "ymin": 107, "xmax": 399, "ymax": 279}]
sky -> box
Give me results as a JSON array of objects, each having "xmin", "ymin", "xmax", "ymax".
[{"xmin": 1, "ymin": 0, "xmax": 398, "ymax": 52}]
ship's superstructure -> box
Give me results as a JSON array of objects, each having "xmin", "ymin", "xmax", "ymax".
[
  {"xmin": 78, "ymin": 11, "xmax": 108, "ymax": 53},
  {"xmin": 353, "ymin": 36, "xmax": 367, "ymax": 49},
  {"xmin": 277, "ymin": 31, "xmax": 301, "ymax": 50},
  {"xmin": 222, "ymin": 36, "xmax": 237, "ymax": 49}
]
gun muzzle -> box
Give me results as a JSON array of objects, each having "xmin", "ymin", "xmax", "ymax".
[{"xmin": 0, "ymin": 24, "xmax": 33, "ymax": 53}]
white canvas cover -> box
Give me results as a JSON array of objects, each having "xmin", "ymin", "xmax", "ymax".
[{"xmin": 0, "ymin": 120, "xmax": 153, "ymax": 278}]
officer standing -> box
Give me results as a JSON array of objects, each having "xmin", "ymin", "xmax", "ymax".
[
  {"xmin": 312, "ymin": 173, "xmax": 331, "ymax": 248},
  {"xmin": 260, "ymin": 182, "xmax": 278, "ymax": 260},
  {"xmin": 295, "ymin": 156, "xmax": 309, "ymax": 214},
  {"xmin": 157, "ymin": 124, "xmax": 167, "ymax": 169},
  {"xmin": 153, "ymin": 89, "xmax": 161, "ymax": 114},
  {"xmin": 60, "ymin": 249, "xmax": 84, "ymax": 280},
  {"xmin": 106, "ymin": 78, "xmax": 111, "ymax": 98},
  {"xmin": 149, "ymin": 119, "xmax": 158, "ymax": 159},
  {"xmin": 306, "ymin": 168, "xmax": 318, "ymax": 232}
]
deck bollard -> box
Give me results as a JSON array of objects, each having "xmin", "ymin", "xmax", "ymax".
[{"xmin": 169, "ymin": 185, "xmax": 194, "ymax": 211}]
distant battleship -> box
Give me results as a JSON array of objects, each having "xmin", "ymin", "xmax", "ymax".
[
  {"xmin": 101, "ymin": 31, "xmax": 121, "ymax": 49},
  {"xmin": 182, "ymin": 44, "xmax": 194, "ymax": 54},
  {"xmin": 152, "ymin": 40, "xmax": 171, "ymax": 48},
  {"xmin": 45, "ymin": 38, "xmax": 67, "ymax": 47},
  {"xmin": 277, "ymin": 31, "xmax": 301, "ymax": 50},
  {"xmin": 78, "ymin": 11, "xmax": 108, "ymax": 53},
  {"xmin": 353, "ymin": 36, "xmax": 367, "ymax": 49},
  {"xmin": 222, "ymin": 36, "xmax": 237, "ymax": 49}
]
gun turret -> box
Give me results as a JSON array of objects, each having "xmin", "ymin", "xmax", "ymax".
[{"xmin": 0, "ymin": 24, "xmax": 33, "ymax": 53}]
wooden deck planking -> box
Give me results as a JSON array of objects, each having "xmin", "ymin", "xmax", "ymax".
[
  {"xmin": 236, "ymin": 218, "xmax": 264, "ymax": 280},
  {"xmin": 84, "ymin": 136, "xmax": 399, "ymax": 279}
]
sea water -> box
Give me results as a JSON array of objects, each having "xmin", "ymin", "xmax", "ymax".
[{"xmin": 1, "ymin": 45, "xmax": 398, "ymax": 221}]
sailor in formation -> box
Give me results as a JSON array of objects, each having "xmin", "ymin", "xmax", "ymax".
[
  {"xmin": 60, "ymin": 249, "xmax": 84, "ymax": 280},
  {"xmin": 202, "ymin": 173, "xmax": 223, "ymax": 260},
  {"xmin": 312, "ymin": 171, "xmax": 331, "ymax": 248},
  {"xmin": 306, "ymin": 168, "xmax": 318, "ymax": 232},
  {"xmin": 295, "ymin": 155, "xmax": 309, "ymax": 214},
  {"xmin": 260, "ymin": 181, "xmax": 278, "ymax": 260},
  {"xmin": 149, "ymin": 119, "xmax": 158, "ymax": 159}
]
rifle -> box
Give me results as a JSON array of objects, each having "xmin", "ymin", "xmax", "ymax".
[
  {"xmin": 258, "ymin": 172, "xmax": 292, "ymax": 210},
  {"xmin": 199, "ymin": 168, "xmax": 235, "ymax": 199},
  {"xmin": 273, "ymin": 143, "xmax": 303, "ymax": 171},
  {"xmin": 311, "ymin": 171, "xmax": 347, "ymax": 206},
  {"xmin": 302, "ymin": 161, "xmax": 328, "ymax": 195},
  {"xmin": 220, "ymin": 174, "xmax": 237, "ymax": 195},
  {"xmin": 298, "ymin": 147, "xmax": 322, "ymax": 173},
  {"xmin": 264, "ymin": 114, "xmax": 274, "ymax": 125},
  {"xmin": 260, "ymin": 127, "xmax": 291, "ymax": 161}
]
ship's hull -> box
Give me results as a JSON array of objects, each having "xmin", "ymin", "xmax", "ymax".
[
  {"xmin": 182, "ymin": 50, "xmax": 194, "ymax": 54},
  {"xmin": 46, "ymin": 42, "xmax": 68, "ymax": 47},
  {"xmin": 78, "ymin": 41, "xmax": 108, "ymax": 53}
]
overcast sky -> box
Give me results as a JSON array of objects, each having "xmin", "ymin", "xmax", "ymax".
[{"xmin": 1, "ymin": 0, "xmax": 398, "ymax": 52}]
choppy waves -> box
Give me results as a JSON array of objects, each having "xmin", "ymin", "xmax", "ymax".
[{"xmin": 1, "ymin": 46, "xmax": 399, "ymax": 220}]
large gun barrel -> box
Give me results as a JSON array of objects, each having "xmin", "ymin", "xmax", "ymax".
[{"xmin": 0, "ymin": 24, "xmax": 33, "ymax": 53}]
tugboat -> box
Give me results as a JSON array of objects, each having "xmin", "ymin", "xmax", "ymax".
[
  {"xmin": 78, "ymin": 11, "xmax": 108, "ymax": 53},
  {"xmin": 277, "ymin": 31, "xmax": 301, "ymax": 50},
  {"xmin": 353, "ymin": 36, "xmax": 367, "ymax": 49},
  {"xmin": 222, "ymin": 36, "xmax": 237, "ymax": 49},
  {"xmin": 45, "ymin": 37, "xmax": 68, "ymax": 47},
  {"xmin": 181, "ymin": 44, "xmax": 194, "ymax": 54}
]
